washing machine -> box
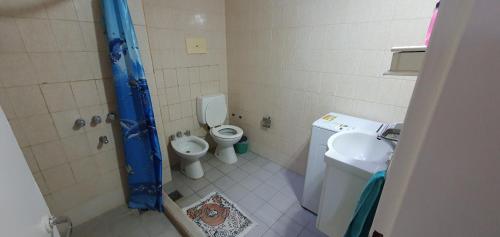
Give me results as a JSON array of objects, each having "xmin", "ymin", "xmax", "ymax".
[{"xmin": 301, "ymin": 112, "xmax": 386, "ymax": 214}]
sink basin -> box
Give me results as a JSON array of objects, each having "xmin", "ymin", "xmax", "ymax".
[{"xmin": 325, "ymin": 130, "xmax": 395, "ymax": 175}]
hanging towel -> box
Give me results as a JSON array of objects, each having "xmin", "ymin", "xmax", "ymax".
[{"xmin": 344, "ymin": 171, "xmax": 386, "ymax": 237}]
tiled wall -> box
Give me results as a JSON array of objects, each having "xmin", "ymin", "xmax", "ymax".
[
  {"xmin": 0, "ymin": 0, "xmax": 171, "ymax": 226},
  {"xmin": 142, "ymin": 0, "xmax": 228, "ymax": 151},
  {"xmin": 226, "ymin": 0, "xmax": 436, "ymax": 174}
]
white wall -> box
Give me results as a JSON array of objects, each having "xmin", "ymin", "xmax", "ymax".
[{"xmin": 372, "ymin": 0, "xmax": 500, "ymax": 236}]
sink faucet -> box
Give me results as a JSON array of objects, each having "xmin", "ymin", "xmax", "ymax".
[{"xmin": 378, "ymin": 123, "xmax": 403, "ymax": 142}]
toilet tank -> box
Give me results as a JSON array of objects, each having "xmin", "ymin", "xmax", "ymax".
[{"xmin": 196, "ymin": 94, "xmax": 227, "ymax": 125}]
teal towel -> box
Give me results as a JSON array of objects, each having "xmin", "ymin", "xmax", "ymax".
[{"xmin": 344, "ymin": 171, "xmax": 386, "ymax": 237}]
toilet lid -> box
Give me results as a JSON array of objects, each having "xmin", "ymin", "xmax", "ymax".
[{"xmin": 205, "ymin": 99, "xmax": 227, "ymax": 127}]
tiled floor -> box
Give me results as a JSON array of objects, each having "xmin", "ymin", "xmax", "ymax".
[
  {"xmin": 172, "ymin": 152, "xmax": 328, "ymax": 237},
  {"xmin": 71, "ymin": 205, "xmax": 181, "ymax": 237}
]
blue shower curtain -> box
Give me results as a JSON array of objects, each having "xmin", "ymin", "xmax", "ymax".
[{"xmin": 102, "ymin": 0, "xmax": 163, "ymax": 211}]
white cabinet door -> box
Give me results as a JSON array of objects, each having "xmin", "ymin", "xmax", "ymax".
[{"xmin": 0, "ymin": 107, "xmax": 60, "ymax": 237}]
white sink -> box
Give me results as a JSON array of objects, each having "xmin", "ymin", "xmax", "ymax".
[{"xmin": 325, "ymin": 130, "xmax": 395, "ymax": 175}]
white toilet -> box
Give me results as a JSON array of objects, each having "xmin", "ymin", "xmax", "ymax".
[
  {"xmin": 171, "ymin": 135, "xmax": 209, "ymax": 179},
  {"xmin": 197, "ymin": 94, "xmax": 243, "ymax": 164}
]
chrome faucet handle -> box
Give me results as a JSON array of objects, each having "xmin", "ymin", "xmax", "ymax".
[
  {"xmin": 99, "ymin": 136, "xmax": 109, "ymax": 144},
  {"xmin": 184, "ymin": 130, "xmax": 191, "ymax": 136},
  {"xmin": 91, "ymin": 115, "xmax": 102, "ymax": 126},
  {"xmin": 170, "ymin": 134, "xmax": 176, "ymax": 141},
  {"xmin": 106, "ymin": 112, "xmax": 117, "ymax": 122},
  {"xmin": 73, "ymin": 119, "xmax": 86, "ymax": 129},
  {"xmin": 176, "ymin": 131, "xmax": 183, "ymax": 138}
]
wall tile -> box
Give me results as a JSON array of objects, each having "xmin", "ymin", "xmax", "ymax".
[
  {"xmin": 70, "ymin": 157, "xmax": 100, "ymax": 182},
  {"xmin": 45, "ymin": 0, "xmax": 79, "ymax": 20},
  {"xmin": 168, "ymin": 103, "xmax": 182, "ymax": 121},
  {"xmin": 30, "ymin": 53, "xmax": 68, "ymax": 84},
  {"xmin": 61, "ymin": 52, "xmax": 95, "ymax": 81},
  {"xmin": 166, "ymin": 87, "xmax": 180, "ymax": 105},
  {"xmin": 181, "ymin": 101, "xmax": 192, "ymax": 118},
  {"xmin": 41, "ymin": 83, "xmax": 77, "ymax": 112},
  {"xmin": 22, "ymin": 114, "xmax": 59, "ymax": 145},
  {"xmin": 0, "ymin": 17, "xmax": 26, "ymax": 53},
  {"xmin": 43, "ymin": 164, "xmax": 76, "ymax": 192},
  {"xmin": 32, "ymin": 140, "xmax": 68, "ymax": 170},
  {"xmin": 71, "ymin": 80, "xmax": 100, "ymax": 107},
  {"xmin": 7, "ymin": 86, "xmax": 47, "ymax": 117},
  {"xmin": 73, "ymin": 0, "xmax": 102, "ymax": 22},
  {"xmin": 16, "ymin": 18, "xmax": 58, "ymax": 52},
  {"xmin": 95, "ymin": 148, "xmax": 120, "ymax": 175},
  {"xmin": 61, "ymin": 133, "xmax": 93, "ymax": 161},
  {"xmin": 164, "ymin": 69, "xmax": 178, "ymax": 87},
  {"xmin": 176, "ymin": 67, "xmax": 189, "ymax": 85},
  {"xmin": 178, "ymin": 85, "xmax": 191, "ymax": 102},
  {"xmin": 80, "ymin": 22, "xmax": 106, "ymax": 51},
  {"xmin": 50, "ymin": 20, "xmax": 86, "ymax": 51},
  {"xmin": 0, "ymin": 53, "xmax": 38, "ymax": 87}
]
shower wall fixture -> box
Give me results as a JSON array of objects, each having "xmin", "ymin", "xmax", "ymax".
[{"xmin": 102, "ymin": 0, "xmax": 163, "ymax": 211}]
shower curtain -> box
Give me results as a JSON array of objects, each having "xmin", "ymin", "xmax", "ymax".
[{"xmin": 102, "ymin": 0, "xmax": 163, "ymax": 211}]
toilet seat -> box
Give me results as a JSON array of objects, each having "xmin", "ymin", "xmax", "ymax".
[{"xmin": 210, "ymin": 125, "xmax": 243, "ymax": 140}]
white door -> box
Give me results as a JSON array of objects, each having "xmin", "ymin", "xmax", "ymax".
[{"xmin": 0, "ymin": 107, "xmax": 60, "ymax": 237}]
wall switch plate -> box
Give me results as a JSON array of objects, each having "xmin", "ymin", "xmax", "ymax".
[{"xmin": 185, "ymin": 37, "xmax": 208, "ymax": 54}]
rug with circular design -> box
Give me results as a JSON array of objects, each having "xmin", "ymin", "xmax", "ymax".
[{"xmin": 183, "ymin": 192, "xmax": 255, "ymax": 237}]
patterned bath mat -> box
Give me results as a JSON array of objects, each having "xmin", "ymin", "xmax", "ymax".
[{"xmin": 183, "ymin": 192, "xmax": 255, "ymax": 237}]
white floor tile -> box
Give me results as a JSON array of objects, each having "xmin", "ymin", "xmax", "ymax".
[
  {"xmin": 254, "ymin": 203, "xmax": 282, "ymax": 226},
  {"xmin": 176, "ymin": 194, "xmax": 201, "ymax": 208},
  {"xmin": 213, "ymin": 176, "xmax": 236, "ymax": 191},
  {"xmin": 266, "ymin": 174, "xmax": 290, "ymax": 190},
  {"xmin": 239, "ymin": 175, "xmax": 263, "ymax": 191},
  {"xmin": 268, "ymin": 191, "xmax": 296, "ymax": 212},
  {"xmin": 183, "ymin": 177, "xmax": 209, "ymax": 191},
  {"xmin": 252, "ymin": 169, "xmax": 273, "ymax": 181},
  {"xmin": 246, "ymin": 223, "xmax": 269, "ymax": 237},
  {"xmin": 298, "ymin": 227, "xmax": 328, "ymax": 237},
  {"xmin": 202, "ymin": 162, "xmax": 214, "ymax": 172},
  {"xmin": 284, "ymin": 202, "xmax": 316, "ymax": 226},
  {"xmin": 173, "ymin": 179, "xmax": 194, "ymax": 197},
  {"xmin": 271, "ymin": 215, "xmax": 304, "ymax": 237},
  {"xmin": 240, "ymin": 162, "xmax": 260, "ymax": 174},
  {"xmin": 239, "ymin": 152, "xmax": 257, "ymax": 160},
  {"xmin": 208, "ymin": 157, "xmax": 225, "ymax": 167},
  {"xmin": 224, "ymin": 184, "xmax": 250, "ymax": 202},
  {"xmin": 238, "ymin": 193, "xmax": 266, "ymax": 213},
  {"xmin": 263, "ymin": 162, "xmax": 282, "ymax": 173},
  {"xmin": 204, "ymin": 168, "xmax": 224, "ymax": 182},
  {"xmin": 233, "ymin": 157, "xmax": 249, "ymax": 167},
  {"xmin": 216, "ymin": 163, "xmax": 237, "ymax": 174},
  {"xmin": 254, "ymin": 183, "xmax": 279, "ymax": 201},
  {"xmin": 227, "ymin": 168, "xmax": 249, "ymax": 182},
  {"xmin": 196, "ymin": 184, "xmax": 221, "ymax": 198},
  {"xmin": 262, "ymin": 228, "xmax": 283, "ymax": 237},
  {"xmin": 250, "ymin": 156, "xmax": 270, "ymax": 167}
]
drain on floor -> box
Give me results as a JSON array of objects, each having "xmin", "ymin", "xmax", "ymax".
[{"xmin": 168, "ymin": 190, "xmax": 183, "ymax": 202}]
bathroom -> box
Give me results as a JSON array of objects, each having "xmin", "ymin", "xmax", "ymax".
[{"xmin": 2, "ymin": 0, "xmax": 500, "ymax": 237}]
